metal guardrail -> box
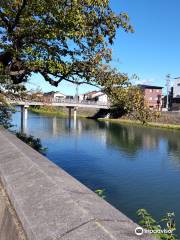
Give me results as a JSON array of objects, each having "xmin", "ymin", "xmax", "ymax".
[
  {"xmin": 8, "ymin": 98, "xmax": 110, "ymax": 107},
  {"xmin": 50, "ymin": 98, "xmax": 109, "ymax": 106}
]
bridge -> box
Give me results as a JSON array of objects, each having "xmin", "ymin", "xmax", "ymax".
[
  {"xmin": 9, "ymin": 99, "xmax": 110, "ymax": 132},
  {"xmin": 10, "ymin": 99, "xmax": 110, "ymax": 109}
]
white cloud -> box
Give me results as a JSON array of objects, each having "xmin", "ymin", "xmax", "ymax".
[{"xmin": 132, "ymin": 77, "xmax": 160, "ymax": 86}]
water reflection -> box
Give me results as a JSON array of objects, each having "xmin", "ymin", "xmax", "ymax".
[
  {"xmin": 11, "ymin": 110, "xmax": 180, "ymax": 233},
  {"xmin": 12, "ymin": 111, "xmax": 180, "ymax": 164}
]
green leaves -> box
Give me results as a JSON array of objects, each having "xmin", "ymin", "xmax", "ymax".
[
  {"xmin": 0, "ymin": 63, "xmax": 26, "ymax": 128},
  {"xmin": 137, "ymin": 209, "xmax": 177, "ymax": 240},
  {"xmin": 0, "ymin": 0, "xmax": 133, "ymax": 86},
  {"xmin": 16, "ymin": 132, "xmax": 47, "ymax": 154},
  {"xmin": 137, "ymin": 209, "xmax": 158, "ymax": 230},
  {"xmin": 107, "ymin": 80, "xmax": 158, "ymax": 124},
  {"xmin": 0, "ymin": 94, "xmax": 14, "ymax": 128},
  {"xmin": 95, "ymin": 189, "xmax": 106, "ymax": 199}
]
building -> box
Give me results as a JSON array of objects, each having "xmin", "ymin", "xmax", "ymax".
[
  {"xmin": 43, "ymin": 91, "xmax": 66, "ymax": 102},
  {"xmin": 138, "ymin": 84, "xmax": 163, "ymax": 110},
  {"xmin": 79, "ymin": 91, "xmax": 108, "ymax": 104},
  {"xmin": 79, "ymin": 91, "xmax": 98, "ymax": 101},
  {"xmin": 65, "ymin": 95, "xmax": 74, "ymax": 100},
  {"xmin": 173, "ymin": 77, "xmax": 180, "ymax": 98},
  {"xmin": 172, "ymin": 77, "xmax": 180, "ymax": 110},
  {"xmin": 25, "ymin": 91, "xmax": 44, "ymax": 101},
  {"xmin": 94, "ymin": 92, "xmax": 108, "ymax": 103}
]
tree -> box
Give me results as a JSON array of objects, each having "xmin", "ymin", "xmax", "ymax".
[
  {"xmin": 0, "ymin": 64, "xmax": 26, "ymax": 127},
  {"xmin": 97, "ymin": 66, "xmax": 158, "ymax": 123},
  {"xmin": 0, "ymin": 0, "xmax": 133, "ymax": 87},
  {"xmin": 1, "ymin": 1, "xmax": 154, "ymax": 124},
  {"xmin": 0, "ymin": 93, "xmax": 13, "ymax": 128},
  {"xmin": 110, "ymin": 85, "xmax": 160, "ymax": 124}
]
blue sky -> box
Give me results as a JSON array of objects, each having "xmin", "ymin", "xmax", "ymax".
[{"xmin": 27, "ymin": 0, "xmax": 180, "ymax": 95}]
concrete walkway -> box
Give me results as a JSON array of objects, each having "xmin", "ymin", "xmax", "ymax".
[{"xmin": 0, "ymin": 129, "xmax": 155, "ymax": 240}]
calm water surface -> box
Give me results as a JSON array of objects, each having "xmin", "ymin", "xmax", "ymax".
[{"xmin": 12, "ymin": 110, "xmax": 180, "ymax": 232}]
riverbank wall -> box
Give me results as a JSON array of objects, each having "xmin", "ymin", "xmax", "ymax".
[
  {"xmin": 153, "ymin": 111, "xmax": 180, "ymax": 125},
  {"xmin": 29, "ymin": 106, "xmax": 99, "ymax": 118},
  {"xmin": 0, "ymin": 129, "xmax": 155, "ymax": 240},
  {"xmin": 30, "ymin": 106, "xmax": 180, "ymax": 130},
  {"xmin": 98, "ymin": 111, "xmax": 180, "ymax": 130},
  {"xmin": 110, "ymin": 110, "xmax": 180, "ymax": 125}
]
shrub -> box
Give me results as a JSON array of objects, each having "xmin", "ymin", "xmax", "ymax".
[{"xmin": 16, "ymin": 132, "xmax": 47, "ymax": 154}]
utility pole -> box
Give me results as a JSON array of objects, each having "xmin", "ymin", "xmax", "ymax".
[
  {"xmin": 166, "ymin": 74, "xmax": 171, "ymax": 111},
  {"xmin": 75, "ymin": 79, "xmax": 79, "ymax": 103}
]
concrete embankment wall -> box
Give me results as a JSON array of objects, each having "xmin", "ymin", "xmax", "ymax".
[
  {"xmin": 30, "ymin": 106, "xmax": 100, "ymax": 118},
  {"xmin": 0, "ymin": 182, "xmax": 26, "ymax": 240},
  {"xmin": 158, "ymin": 111, "xmax": 180, "ymax": 124},
  {"xmin": 0, "ymin": 129, "xmax": 155, "ymax": 240}
]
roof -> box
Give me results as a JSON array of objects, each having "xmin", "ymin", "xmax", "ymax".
[
  {"xmin": 92, "ymin": 92, "xmax": 105, "ymax": 97},
  {"xmin": 138, "ymin": 84, "xmax": 163, "ymax": 89},
  {"xmin": 82, "ymin": 90, "xmax": 104, "ymax": 96},
  {"xmin": 44, "ymin": 91, "xmax": 65, "ymax": 96},
  {"xmin": 86, "ymin": 91, "xmax": 99, "ymax": 95}
]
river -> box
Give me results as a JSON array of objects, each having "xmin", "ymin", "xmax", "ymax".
[{"xmin": 12, "ymin": 109, "xmax": 180, "ymax": 234}]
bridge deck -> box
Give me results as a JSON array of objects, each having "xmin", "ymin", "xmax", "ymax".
[{"xmin": 9, "ymin": 100, "xmax": 110, "ymax": 109}]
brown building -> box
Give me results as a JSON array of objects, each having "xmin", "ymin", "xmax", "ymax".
[{"xmin": 138, "ymin": 85, "xmax": 163, "ymax": 110}]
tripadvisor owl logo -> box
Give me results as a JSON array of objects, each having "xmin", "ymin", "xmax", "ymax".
[
  {"xmin": 135, "ymin": 227, "xmax": 143, "ymax": 236},
  {"xmin": 135, "ymin": 226, "xmax": 173, "ymax": 236}
]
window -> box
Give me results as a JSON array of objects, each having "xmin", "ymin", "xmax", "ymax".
[
  {"xmin": 156, "ymin": 89, "xmax": 159, "ymax": 92},
  {"xmin": 149, "ymin": 89, "xmax": 153, "ymax": 92},
  {"xmin": 177, "ymin": 83, "xmax": 180, "ymax": 86},
  {"xmin": 149, "ymin": 97, "xmax": 152, "ymax": 100}
]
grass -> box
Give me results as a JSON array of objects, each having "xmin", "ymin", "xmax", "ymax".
[
  {"xmin": 29, "ymin": 106, "xmax": 87, "ymax": 118},
  {"xmin": 99, "ymin": 118, "xmax": 180, "ymax": 131},
  {"xmin": 29, "ymin": 106, "xmax": 67, "ymax": 117}
]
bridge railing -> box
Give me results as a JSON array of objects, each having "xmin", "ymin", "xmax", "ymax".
[
  {"xmin": 50, "ymin": 98, "xmax": 109, "ymax": 106},
  {"xmin": 7, "ymin": 98, "xmax": 110, "ymax": 107},
  {"xmin": 8, "ymin": 98, "xmax": 110, "ymax": 107}
]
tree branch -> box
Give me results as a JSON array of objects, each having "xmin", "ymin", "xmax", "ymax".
[
  {"xmin": 9, "ymin": 70, "xmax": 25, "ymax": 76},
  {"xmin": 40, "ymin": 70, "xmax": 100, "ymax": 88},
  {"xmin": 11, "ymin": 0, "xmax": 27, "ymax": 30}
]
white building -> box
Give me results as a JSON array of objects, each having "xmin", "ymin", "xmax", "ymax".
[
  {"xmin": 92, "ymin": 92, "xmax": 108, "ymax": 103},
  {"xmin": 44, "ymin": 91, "xmax": 66, "ymax": 102},
  {"xmin": 173, "ymin": 78, "xmax": 180, "ymax": 98},
  {"xmin": 79, "ymin": 91, "xmax": 108, "ymax": 104}
]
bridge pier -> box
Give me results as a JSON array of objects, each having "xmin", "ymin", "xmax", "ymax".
[
  {"xmin": 74, "ymin": 107, "xmax": 77, "ymax": 120},
  {"xmin": 68, "ymin": 107, "xmax": 72, "ymax": 119},
  {"xmin": 67, "ymin": 107, "xmax": 72, "ymax": 129},
  {"xmin": 52, "ymin": 117, "xmax": 57, "ymax": 136},
  {"xmin": 67, "ymin": 106, "xmax": 78, "ymax": 120},
  {"xmin": 20, "ymin": 105, "xmax": 29, "ymax": 133},
  {"xmin": 73, "ymin": 107, "xmax": 78, "ymax": 129},
  {"xmin": 67, "ymin": 107, "xmax": 78, "ymax": 129}
]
